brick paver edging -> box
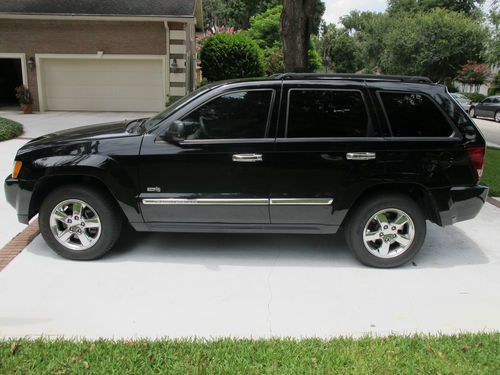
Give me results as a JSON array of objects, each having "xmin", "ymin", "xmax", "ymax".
[
  {"xmin": 0, "ymin": 219, "xmax": 39, "ymax": 271},
  {"xmin": 487, "ymin": 197, "xmax": 500, "ymax": 209}
]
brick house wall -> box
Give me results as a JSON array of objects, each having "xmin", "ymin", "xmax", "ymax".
[{"xmin": 0, "ymin": 19, "xmax": 191, "ymax": 110}]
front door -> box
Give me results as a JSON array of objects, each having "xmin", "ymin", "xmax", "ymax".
[
  {"xmin": 269, "ymin": 82, "xmax": 385, "ymax": 229},
  {"xmin": 139, "ymin": 86, "xmax": 279, "ymax": 224}
]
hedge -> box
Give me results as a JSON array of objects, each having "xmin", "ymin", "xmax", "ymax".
[
  {"xmin": 461, "ymin": 92, "xmax": 486, "ymax": 103},
  {"xmin": 200, "ymin": 33, "xmax": 265, "ymax": 82},
  {"xmin": 0, "ymin": 117, "xmax": 23, "ymax": 141}
]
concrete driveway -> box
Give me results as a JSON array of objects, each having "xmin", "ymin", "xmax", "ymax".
[
  {"xmin": 0, "ymin": 203, "xmax": 499, "ymax": 339},
  {"xmin": 0, "ymin": 111, "xmax": 499, "ymax": 339},
  {"xmin": 474, "ymin": 118, "xmax": 500, "ymax": 148}
]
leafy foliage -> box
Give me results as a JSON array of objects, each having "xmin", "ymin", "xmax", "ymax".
[
  {"xmin": 319, "ymin": 24, "xmax": 363, "ymax": 73},
  {"xmin": 0, "ymin": 117, "xmax": 23, "ymax": 141},
  {"xmin": 484, "ymin": 2, "xmax": 500, "ymax": 65},
  {"xmin": 456, "ymin": 60, "xmax": 489, "ymax": 85},
  {"xmin": 488, "ymin": 72, "xmax": 500, "ymax": 96},
  {"xmin": 382, "ymin": 9, "xmax": 487, "ymax": 82},
  {"xmin": 203, "ymin": 0, "xmax": 325, "ymax": 34},
  {"xmin": 387, "ymin": 0, "xmax": 485, "ymax": 18},
  {"xmin": 200, "ymin": 33, "xmax": 265, "ymax": 82},
  {"xmin": 245, "ymin": 5, "xmax": 322, "ymax": 74},
  {"xmin": 461, "ymin": 92, "xmax": 487, "ymax": 102},
  {"xmin": 15, "ymin": 85, "xmax": 33, "ymax": 105},
  {"xmin": 246, "ymin": 5, "xmax": 282, "ymax": 50}
]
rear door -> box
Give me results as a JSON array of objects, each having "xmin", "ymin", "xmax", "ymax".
[{"xmin": 269, "ymin": 80, "xmax": 385, "ymax": 229}]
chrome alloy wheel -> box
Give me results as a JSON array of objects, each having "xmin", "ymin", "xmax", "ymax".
[
  {"xmin": 49, "ymin": 199, "xmax": 101, "ymax": 251},
  {"xmin": 495, "ymin": 112, "xmax": 500, "ymax": 123},
  {"xmin": 362, "ymin": 208, "xmax": 415, "ymax": 259}
]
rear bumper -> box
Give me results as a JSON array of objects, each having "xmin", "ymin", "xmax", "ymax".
[
  {"xmin": 434, "ymin": 185, "xmax": 489, "ymax": 226},
  {"xmin": 4, "ymin": 176, "xmax": 32, "ymax": 224}
]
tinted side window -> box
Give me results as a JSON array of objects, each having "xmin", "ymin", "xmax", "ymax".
[
  {"xmin": 181, "ymin": 90, "xmax": 273, "ymax": 140},
  {"xmin": 287, "ymin": 90, "xmax": 369, "ymax": 138},
  {"xmin": 379, "ymin": 92, "xmax": 453, "ymax": 137}
]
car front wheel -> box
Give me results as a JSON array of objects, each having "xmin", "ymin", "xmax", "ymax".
[
  {"xmin": 39, "ymin": 185, "xmax": 122, "ymax": 260},
  {"xmin": 469, "ymin": 107, "xmax": 476, "ymax": 118},
  {"xmin": 495, "ymin": 111, "xmax": 500, "ymax": 123},
  {"xmin": 345, "ymin": 194, "xmax": 426, "ymax": 268}
]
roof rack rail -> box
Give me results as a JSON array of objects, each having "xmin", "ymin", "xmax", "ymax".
[{"xmin": 272, "ymin": 73, "xmax": 433, "ymax": 84}]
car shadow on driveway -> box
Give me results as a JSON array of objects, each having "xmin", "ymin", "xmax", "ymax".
[{"xmin": 72, "ymin": 222, "xmax": 489, "ymax": 270}]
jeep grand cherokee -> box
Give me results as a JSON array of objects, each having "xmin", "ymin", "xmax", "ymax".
[{"xmin": 5, "ymin": 74, "xmax": 488, "ymax": 268}]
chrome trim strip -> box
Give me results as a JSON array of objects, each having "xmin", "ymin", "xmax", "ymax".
[
  {"xmin": 270, "ymin": 198, "xmax": 333, "ymax": 205},
  {"xmin": 142, "ymin": 198, "xmax": 334, "ymax": 206},
  {"xmin": 142, "ymin": 198, "xmax": 268, "ymax": 206}
]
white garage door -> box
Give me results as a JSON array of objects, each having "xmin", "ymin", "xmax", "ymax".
[{"xmin": 41, "ymin": 58, "xmax": 165, "ymax": 112}]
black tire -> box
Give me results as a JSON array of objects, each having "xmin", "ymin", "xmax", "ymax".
[
  {"xmin": 495, "ymin": 111, "xmax": 500, "ymax": 123},
  {"xmin": 345, "ymin": 193, "xmax": 426, "ymax": 268},
  {"xmin": 39, "ymin": 185, "xmax": 122, "ymax": 260},
  {"xmin": 469, "ymin": 107, "xmax": 476, "ymax": 118}
]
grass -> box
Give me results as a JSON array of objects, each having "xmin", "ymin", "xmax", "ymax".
[
  {"xmin": 0, "ymin": 117, "xmax": 23, "ymax": 141},
  {"xmin": 482, "ymin": 148, "xmax": 500, "ymax": 196},
  {"xmin": 1, "ymin": 334, "xmax": 499, "ymax": 374}
]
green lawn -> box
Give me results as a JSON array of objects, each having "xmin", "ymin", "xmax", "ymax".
[
  {"xmin": 482, "ymin": 148, "xmax": 500, "ymax": 197},
  {"xmin": 1, "ymin": 334, "xmax": 499, "ymax": 374}
]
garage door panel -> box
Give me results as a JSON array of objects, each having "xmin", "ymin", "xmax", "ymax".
[{"xmin": 42, "ymin": 58, "xmax": 166, "ymax": 112}]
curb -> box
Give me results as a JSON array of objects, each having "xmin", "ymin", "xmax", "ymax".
[{"xmin": 0, "ymin": 219, "xmax": 39, "ymax": 271}]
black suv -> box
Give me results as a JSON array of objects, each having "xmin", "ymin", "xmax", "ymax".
[{"xmin": 5, "ymin": 74, "xmax": 488, "ymax": 268}]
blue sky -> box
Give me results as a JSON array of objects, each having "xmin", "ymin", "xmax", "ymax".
[{"xmin": 323, "ymin": 0, "xmax": 495, "ymax": 24}]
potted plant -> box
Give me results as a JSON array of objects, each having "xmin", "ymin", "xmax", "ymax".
[{"xmin": 15, "ymin": 85, "xmax": 34, "ymax": 114}]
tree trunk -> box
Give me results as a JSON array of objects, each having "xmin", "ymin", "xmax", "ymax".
[{"xmin": 281, "ymin": 0, "xmax": 316, "ymax": 72}]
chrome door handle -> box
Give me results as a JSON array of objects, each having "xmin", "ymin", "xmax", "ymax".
[
  {"xmin": 232, "ymin": 154, "xmax": 263, "ymax": 162},
  {"xmin": 346, "ymin": 152, "xmax": 376, "ymax": 161}
]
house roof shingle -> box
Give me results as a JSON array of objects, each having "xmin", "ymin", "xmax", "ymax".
[{"xmin": 0, "ymin": 0, "xmax": 197, "ymax": 18}]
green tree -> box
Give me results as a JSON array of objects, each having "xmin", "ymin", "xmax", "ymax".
[
  {"xmin": 378, "ymin": 9, "xmax": 487, "ymax": 82},
  {"xmin": 246, "ymin": 4, "xmax": 322, "ymax": 74},
  {"xmin": 203, "ymin": 0, "xmax": 325, "ymax": 35},
  {"xmin": 387, "ymin": 0, "xmax": 485, "ymax": 17},
  {"xmin": 319, "ymin": 24, "xmax": 363, "ymax": 73},
  {"xmin": 247, "ymin": 5, "xmax": 282, "ymax": 49},
  {"xmin": 484, "ymin": 1, "xmax": 500, "ymax": 64}
]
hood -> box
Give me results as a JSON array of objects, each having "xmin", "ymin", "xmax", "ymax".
[{"xmin": 26, "ymin": 120, "xmax": 137, "ymax": 146}]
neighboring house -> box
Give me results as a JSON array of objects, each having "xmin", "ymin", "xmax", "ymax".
[{"xmin": 0, "ymin": 0, "xmax": 203, "ymax": 112}]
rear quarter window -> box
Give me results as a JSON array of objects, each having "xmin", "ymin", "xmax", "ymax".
[{"xmin": 379, "ymin": 92, "xmax": 453, "ymax": 137}]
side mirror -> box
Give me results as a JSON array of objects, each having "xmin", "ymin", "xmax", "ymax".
[{"xmin": 162, "ymin": 120, "xmax": 185, "ymax": 143}]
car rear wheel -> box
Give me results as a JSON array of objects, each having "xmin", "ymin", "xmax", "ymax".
[
  {"xmin": 345, "ymin": 194, "xmax": 426, "ymax": 268},
  {"xmin": 495, "ymin": 111, "xmax": 500, "ymax": 123},
  {"xmin": 39, "ymin": 185, "xmax": 122, "ymax": 260},
  {"xmin": 469, "ymin": 107, "xmax": 476, "ymax": 118}
]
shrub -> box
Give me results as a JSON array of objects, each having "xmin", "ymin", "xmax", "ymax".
[
  {"xmin": 15, "ymin": 85, "xmax": 33, "ymax": 105},
  {"xmin": 200, "ymin": 33, "xmax": 265, "ymax": 82},
  {"xmin": 0, "ymin": 117, "xmax": 23, "ymax": 141},
  {"xmin": 461, "ymin": 92, "xmax": 487, "ymax": 103},
  {"xmin": 488, "ymin": 72, "xmax": 500, "ymax": 96}
]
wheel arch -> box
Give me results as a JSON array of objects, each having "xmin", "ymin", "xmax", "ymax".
[
  {"xmin": 29, "ymin": 174, "xmax": 126, "ymax": 221},
  {"xmin": 344, "ymin": 183, "xmax": 441, "ymax": 226}
]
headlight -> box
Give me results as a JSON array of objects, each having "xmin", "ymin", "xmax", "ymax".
[{"xmin": 12, "ymin": 161, "xmax": 22, "ymax": 178}]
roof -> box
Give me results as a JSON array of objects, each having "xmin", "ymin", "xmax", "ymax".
[
  {"xmin": 0, "ymin": 0, "xmax": 197, "ymax": 18},
  {"xmin": 272, "ymin": 73, "xmax": 434, "ymax": 84}
]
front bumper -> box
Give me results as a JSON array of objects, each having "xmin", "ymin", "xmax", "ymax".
[
  {"xmin": 434, "ymin": 184, "xmax": 489, "ymax": 226},
  {"xmin": 4, "ymin": 176, "xmax": 32, "ymax": 224}
]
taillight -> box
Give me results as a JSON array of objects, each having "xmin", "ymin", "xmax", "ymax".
[{"xmin": 467, "ymin": 146, "xmax": 485, "ymax": 180}]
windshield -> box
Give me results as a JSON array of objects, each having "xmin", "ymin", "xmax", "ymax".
[{"xmin": 143, "ymin": 83, "xmax": 219, "ymax": 132}]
